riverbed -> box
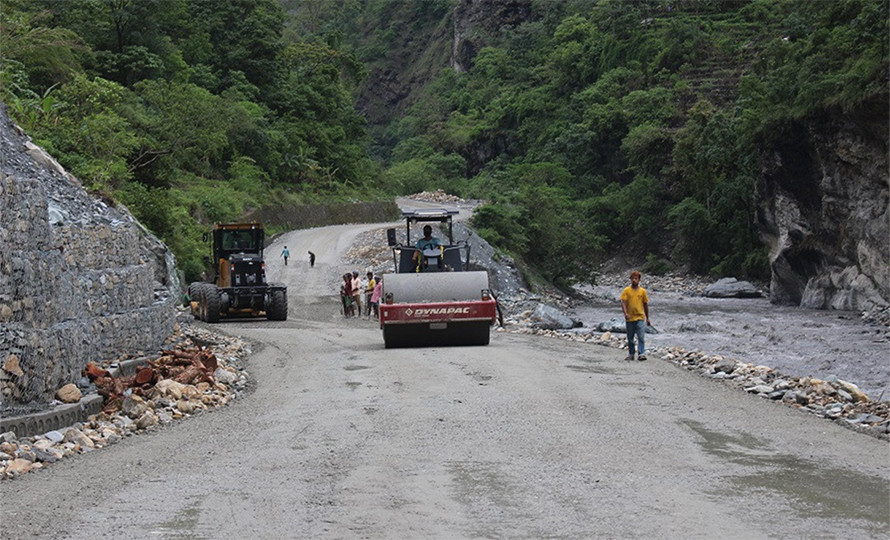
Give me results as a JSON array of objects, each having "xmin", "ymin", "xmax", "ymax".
[{"xmin": 571, "ymin": 284, "xmax": 890, "ymax": 401}]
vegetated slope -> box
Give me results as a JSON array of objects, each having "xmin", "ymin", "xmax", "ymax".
[
  {"xmin": 2, "ymin": 0, "xmax": 886, "ymax": 308},
  {"xmin": 1, "ymin": 0, "xmax": 380, "ymax": 282},
  {"xmin": 344, "ymin": 0, "xmax": 888, "ymax": 310}
]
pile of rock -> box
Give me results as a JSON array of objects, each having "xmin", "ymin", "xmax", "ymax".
[
  {"xmin": 589, "ymin": 272, "xmax": 715, "ymax": 297},
  {"xmin": 496, "ymin": 324, "xmax": 890, "ymax": 439},
  {"xmin": 405, "ymin": 190, "xmax": 467, "ymax": 204},
  {"xmin": 345, "ymin": 233, "xmax": 393, "ymax": 275},
  {"xmin": 0, "ymin": 321, "xmax": 250, "ymax": 479}
]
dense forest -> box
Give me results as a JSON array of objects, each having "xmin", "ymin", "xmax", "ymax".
[{"xmin": 2, "ymin": 0, "xmax": 887, "ymax": 287}]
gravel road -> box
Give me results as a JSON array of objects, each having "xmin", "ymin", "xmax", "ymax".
[{"xmin": 1, "ymin": 205, "xmax": 887, "ymax": 539}]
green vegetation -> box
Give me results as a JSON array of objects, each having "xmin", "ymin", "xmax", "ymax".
[
  {"xmin": 2, "ymin": 0, "xmax": 886, "ymax": 287},
  {"xmin": 363, "ymin": 0, "xmax": 887, "ymax": 285},
  {"xmin": 1, "ymin": 0, "xmax": 379, "ymax": 279}
]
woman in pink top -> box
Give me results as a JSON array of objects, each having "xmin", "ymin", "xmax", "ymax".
[{"xmin": 370, "ymin": 275, "xmax": 383, "ymax": 319}]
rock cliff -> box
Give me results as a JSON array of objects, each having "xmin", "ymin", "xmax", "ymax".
[
  {"xmin": 451, "ymin": 0, "xmax": 534, "ymax": 72},
  {"xmin": 355, "ymin": 0, "xmax": 534, "ymax": 126},
  {"xmin": 0, "ymin": 104, "xmax": 179, "ymax": 410},
  {"xmin": 755, "ymin": 92, "xmax": 889, "ymax": 311}
]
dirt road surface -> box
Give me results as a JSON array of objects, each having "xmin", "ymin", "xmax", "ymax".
[{"xmin": 2, "ymin": 207, "xmax": 888, "ymax": 539}]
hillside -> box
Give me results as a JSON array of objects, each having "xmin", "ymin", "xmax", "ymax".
[
  {"xmin": 1, "ymin": 0, "xmax": 887, "ymax": 309},
  {"xmin": 343, "ymin": 0, "xmax": 889, "ymax": 309}
]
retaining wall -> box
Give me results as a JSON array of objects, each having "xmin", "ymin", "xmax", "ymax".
[{"xmin": 0, "ymin": 105, "xmax": 179, "ymax": 409}]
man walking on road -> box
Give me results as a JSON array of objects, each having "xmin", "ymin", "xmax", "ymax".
[
  {"xmin": 281, "ymin": 246, "xmax": 290, "ymax": 266},
  {"xmin": 621, "ymin": 270, "xmax": 650, "ymax": 361},
  {"xmin": 308, "ymin": 251, "xmax": 316, "ymax": 267}
]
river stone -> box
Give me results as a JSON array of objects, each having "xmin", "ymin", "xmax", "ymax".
[
  {"xmin": 704, "ymin": 278, "xmax": 762, "ymax": 298},
  {"xmin": 596, "ymin": 318, "xmax": 627, "ymax": 332},
  {"xmin": 678, "ymin": 321, "xmax": 716, "ymax": 332},
  {"xmin": 529, "ymin": 303, "xmax": 574, "ymax": 330},
  {"xmin": 713, "ymin": 358, "xmax": 737, "ymax": 374}
]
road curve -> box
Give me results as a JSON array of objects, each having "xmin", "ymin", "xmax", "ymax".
[{"xmin": 1, "ymin": 208, "xmax": 887, "ymax": 539}]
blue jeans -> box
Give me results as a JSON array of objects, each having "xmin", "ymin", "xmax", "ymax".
[{"xmin": 626, "ymin": 320, "xmax": 646, "ymax": 356}]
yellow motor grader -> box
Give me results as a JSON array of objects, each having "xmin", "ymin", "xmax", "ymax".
[{"xmin": 188, "ymin": 223, "xmax": 287, "ymax": 322}]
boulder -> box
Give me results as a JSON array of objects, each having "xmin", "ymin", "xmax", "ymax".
[
  {"xmin": 55, "ymin": 383, "xmax": 82, "ymax": 403},
  {"xmin": 596, "ymin": 318, "xmax": 627, "ymax": 333},
  {"xmin": 704, "ymin": 278, "xmax": 762, "ymax": 298},
  {"xmin": 595, "ymin": 318, "xmax": 659, "ymax": 334},
  {"xmin": 529, "ymin": 303, "xmax": 574, "ymax": 330}
]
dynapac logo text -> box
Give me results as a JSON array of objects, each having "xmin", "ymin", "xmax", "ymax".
[{"xmin": 411, "ymin": 307, "xmax": 471, "ymax": 316}]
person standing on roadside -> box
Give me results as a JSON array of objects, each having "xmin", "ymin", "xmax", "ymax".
[
  {"xmin": 370, "ymin": 275, "xmax": 382, "ymax": 319},
  {"xmin": 308, "ymin": 251, "xmax": 315, "ymax": 267},
  {"xmin": 341, "ymin": 273, "xmax": 354, "ymax": 317},
  {"xmin": 281, "ymin": 246, "xmax": 290, "ymax": 266},
  {"xmin": 364, "ymin": 272, "xmax": 376, "ymax": 319},
  {"xmin": 351, "ymin": 271, "xmax": 362, "ymax": 315},
  {"xmin": 620, "ymin": 270, "xmax": 650, "ymax": 361}
]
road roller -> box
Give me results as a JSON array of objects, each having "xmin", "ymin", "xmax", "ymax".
[{"xmin": 379, "ymin": 209, "xmax": 498, "ymax": 348}]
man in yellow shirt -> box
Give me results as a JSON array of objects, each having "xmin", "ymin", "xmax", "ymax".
[{"xmin": 620, "ymin": 270, "xmax": 651, "ymax": 361}]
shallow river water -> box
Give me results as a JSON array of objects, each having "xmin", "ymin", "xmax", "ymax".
[{"xmin": 571, "ymin": 287, "xmax": 890, "ymax": 400}]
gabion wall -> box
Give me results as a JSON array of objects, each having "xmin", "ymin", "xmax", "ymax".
[{"xmin": 0, "ymin": 105, "xmax": 179, "ymax": 408}]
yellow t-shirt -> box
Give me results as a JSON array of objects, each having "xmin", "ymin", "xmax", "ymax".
[{"xmin": 620, "ymin": 286, "xmax": 649, "ymax": 322}]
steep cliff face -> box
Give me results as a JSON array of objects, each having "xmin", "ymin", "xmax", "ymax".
[
  {"xmin": 451, "ymin": 0, "xmax": 534, "ymax": 72},
  {"xmin": 0, "ymin": 104, "xmax": 179, "ymax": 408},
  {"xmin": 755, "ymin": 93, "xmax": 889, "ymax": 311},
  {"xmin": 355, "ymin": 0, "xmax": 535, "ymax": 128}
]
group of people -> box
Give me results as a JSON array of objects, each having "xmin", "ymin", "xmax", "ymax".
[
  {"xmin": 284, "ymin": 239, "xmax": 651, "ymax": 356},
  {"xmin": 341, "ymin": 271, "xmax": 382, "ymax": 319}
]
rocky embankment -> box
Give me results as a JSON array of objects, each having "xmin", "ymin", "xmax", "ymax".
[
  {"xmin": 507, "ymin": 272, "xmax": 890, "ymax": 440},
  {"xmin": 0, "ymin": 316, "xmax": 250, "ymax": 479},
  {"xmin": 1, "ymin": 103, "xmax": 179, "ymax": 411}
]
